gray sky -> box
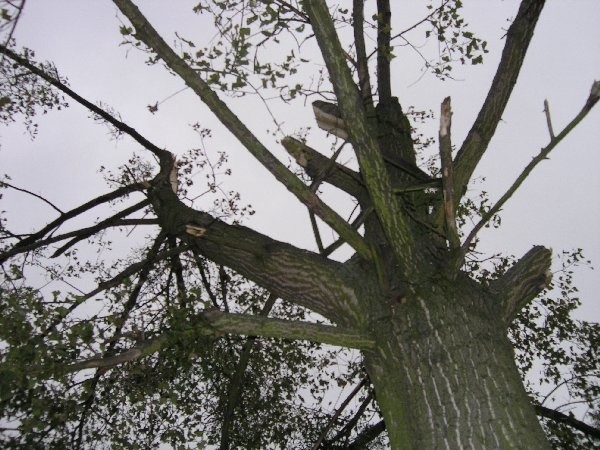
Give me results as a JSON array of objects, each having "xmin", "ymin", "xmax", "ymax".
[{"xmin": 1, "ymin": 0, "xmax": 599, "ymax": 325}]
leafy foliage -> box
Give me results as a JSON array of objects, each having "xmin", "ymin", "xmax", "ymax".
[{"xmin": 0, "ymin": 43, "xmax": 69, "ymax": 137}]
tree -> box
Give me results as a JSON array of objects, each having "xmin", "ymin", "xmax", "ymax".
[{"xmin": 0, "ymin": 0, "xmax": 599, "ymax": 448}]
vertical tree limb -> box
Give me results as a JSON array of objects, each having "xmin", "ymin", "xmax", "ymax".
[
  {"xmin": 303, "ymin": 0, "xmax": 417, "ymax": 275},
  {"xmin": 375, "ymin": 0, "xmax": 392, "ymax": 104},
  {"xmin": 352, "ymin": 0, "xmax": 373, "ymax": 104},
  {"xmin": 452, "ymin": 0, "xmax": 546, "ymax": 206},
  {"xmin": 438, "ymin": 97, "xmax": 459, "ymax": 250}
]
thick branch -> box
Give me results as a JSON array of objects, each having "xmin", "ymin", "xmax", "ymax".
[
  {"xmin": 346, "ymin": 420, "xmax": 386, "ymax": 450},
  {"xmin": 352, "ymin": 0, "xmax": 373, "ymax": 104},
  {"xmin": 535, "ymin": 404, "xmax": 600, "ymax": 439},
  {"xmin": 375, "ymin": 0, "xmax": 392, "ymax": 104},
  {"xmin": 64, "ymin": 310, "xmax": 374, "ymax": 374},
  {"xmin": 151, "ymin": 188, "xmax": 361, "ymax": 323},
  {"xmin": 282, "ymin": 136, "xmax": 366, "ymax": 200},
  {"xmin": 490, "ymin": 246, "xmax": 552, "ymax": 323},
  {"xmin": 204, "ymin": 310, "xmax": 374, "ymax": 348},
  {"xmin": 303, "ymin": 0, "xmax": 416, "ymax": 274},
  {"xmin": 113, "ymin": 0, "xmax": 371, "ymax": 261},
  {"xmin": 452, "ymin": 0, "xmax": 546, "ymax": 204}
]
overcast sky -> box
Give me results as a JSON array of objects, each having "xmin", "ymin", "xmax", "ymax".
[{"xmin": 1, "ymin": 1, "xmax": 599, "ymax": 322}]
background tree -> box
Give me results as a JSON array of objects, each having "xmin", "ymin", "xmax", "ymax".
[{"xmin": 0, "ymin": 1, "xmax": 599, "ymax": 449}]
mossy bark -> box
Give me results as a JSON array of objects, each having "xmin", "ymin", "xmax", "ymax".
[{"xmin": 362, "ymin": 283, "xmax": 551, "ymax": 449}]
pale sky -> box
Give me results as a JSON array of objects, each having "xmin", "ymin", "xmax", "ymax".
[{"xmin": 2, "ymin": 0, "xmax": 599, "ymax": 325}]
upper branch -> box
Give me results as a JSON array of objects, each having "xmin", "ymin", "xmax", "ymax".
[
  {"xmin": 302, "ymin": 0, "xmax": 417, "ymax": 275},
  {"xmin": 375, "ymin": 0, "xmax": 392, "ymax": 104},
  {"xmin": 352, "ymin": 0, "xmax": 373, "ymax": 104},
  {"xmin": 112, "ymin": 0, "xmax": 371, "ymax": 261},
  {"xmin": 456, "ymin": 80, "xmax": 600, "ymax": 268},
  {"xmin": 452, "ymin": 0, "xmax": 546, "ymax": 204},
  {"xmin": 62, "ymin": 310, "xmax": 375, "ymax": 374},
  {"xmin": 282, "ymin": 137, "xmax": 366, "ymax": 200}
]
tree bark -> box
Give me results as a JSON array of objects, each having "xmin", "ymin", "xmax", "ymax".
[{"xmin": 363, "ymin": 282, "xmax": 552, "ymax": 449}]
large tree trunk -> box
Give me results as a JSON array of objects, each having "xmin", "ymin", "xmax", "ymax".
[{"xmin": 363, "ymin": 282, "xmax": 551, "ymax": 449}]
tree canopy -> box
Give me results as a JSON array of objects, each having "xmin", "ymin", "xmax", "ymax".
[{"xmin": 0, "ymin": 1, "xmax": 599, "ymax": 449}]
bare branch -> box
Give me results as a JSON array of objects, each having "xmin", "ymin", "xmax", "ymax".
[
  {"xmin": 328, "ymin": 391, "xmax": 375, "ymax": 446},
  {"xmin": 452, "ymin": 0, "xmax": 546, "ymax": 204},
  {"xmin": 191, "ymin": 250, "xmax": 221, "ymax": 309},
  {"xmin": 309, "ymin": 211, "xmax": 325, "ymax": 254},
  {"xmin": 13, "ymin": 183, "xmax": 147, "ymax": 249},
  {"xmin": 438, "ymin": 96, "xmax": 459, "ymax": 249},
  {"xmin": 458, "ymin": 83, "xmax": 600, "ymax": 265},
  {"xmin": 543, "ymin": 99, "xmax": 555, "ymax": 139},
  {"xmin": 0, "ymin": 180, "xmax": 64, "ymax": 213},
  {"xmin": 50, "ymin": 201, "xmax": 151, "ymax": 257},
  {"xmin": 311, "ymin": 377, "xmax": 368, "ymax": 450},
  {"xmin": 0, "ymin": 44, "xmax": 174, "ymax": 171},
  {"xmin": 0, "ymin": 200, "xmax": 152, "ymax": 263},
  {"xmin": 535, "ymin": 404, "xmax": 600, "ymax": 440}
]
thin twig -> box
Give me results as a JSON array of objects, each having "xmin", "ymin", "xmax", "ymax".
[
  {"xmin": 543, "ymin": 99, "xmax": 555, "ymax": 139},
  {"xmin": 456, "ymin": 81, "xmax": 600, "ymax": 269},
  {"xmin": 0, "ymin": 180, "xmax": 64, "ymax": 213}
]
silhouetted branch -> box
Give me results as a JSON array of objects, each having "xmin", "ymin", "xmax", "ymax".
[
  {"xmin": 311, "ymin": 377, "xmax": 368, "ymax": 450},
  {"xmin": 458, "ymin": 82, "xmax": 600, "ymax": 267},
  {"xmin": 0, "ymin": 180, "xmax": 64, "ymax": 213},
  {"xmin": 0, "ymin": 44, "xmax": 174, "ymax": 171},
  {"xmin": 535, "ymin": 404, "xmax": 600, "ymax": 439}
]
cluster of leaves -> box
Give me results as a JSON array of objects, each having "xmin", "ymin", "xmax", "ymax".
[
  {"xmin": 0, "ymin": 43, "xmax": 69, "ymax": 137},
  {"xmin": 509, "ymin": 249, "xmax": 599, "ymax": 449},
  {"xmin": 119, "ymin": 0, "xmax": 310, "ymax": 100},
  {"xmin": 0, "ymin": 231, "xmax": 354, "ymax": 448},
  {"xmin": 420, "ymin": 0, "xmax": 488, "ymax": 79}
]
